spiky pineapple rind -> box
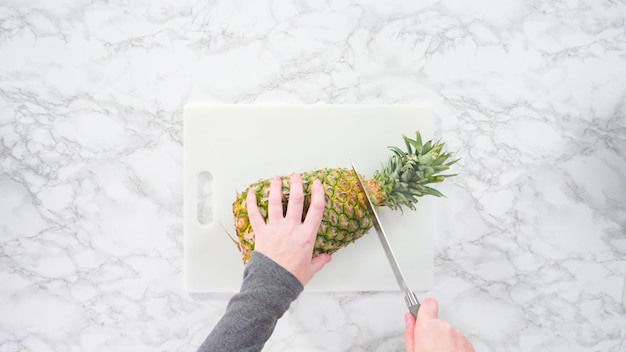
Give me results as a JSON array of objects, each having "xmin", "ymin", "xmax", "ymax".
[{"xmin": 232, "ymin": 168, "xmax": 374, "ymax": 263}]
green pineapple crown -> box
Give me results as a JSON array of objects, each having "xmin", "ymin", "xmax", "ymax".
[{"xmin": 374, "ymin": 131, "xmax": 458, "ymax": 211}]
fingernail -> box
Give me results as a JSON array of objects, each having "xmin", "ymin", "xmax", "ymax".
[{"xmin": 404, "ymin": 313, "xmax": 411, "ymax": 324}]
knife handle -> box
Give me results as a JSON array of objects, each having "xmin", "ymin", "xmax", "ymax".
[
  {"xmin": 405, "ymin": 291, "xmax": 420, "ymax": 319},
  {"xmin": 408, "ymin": 302, "xmax": 420, "ymax": 319}
]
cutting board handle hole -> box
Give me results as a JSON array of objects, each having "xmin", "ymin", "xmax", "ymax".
[{"xmin": 197, "ymin": 171, "xmax": 213, "ymax": 225}]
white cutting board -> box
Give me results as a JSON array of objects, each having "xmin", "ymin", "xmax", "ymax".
[{"xmin": 184, "ymin": 105, "xmax": 435, "ymax": 292}]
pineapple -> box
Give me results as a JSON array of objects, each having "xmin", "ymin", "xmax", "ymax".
[{"xmin": 232, "ymin": 131, "xmax": 457, "ymax": 264}]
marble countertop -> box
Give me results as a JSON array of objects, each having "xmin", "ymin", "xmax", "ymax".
[{"xmin": 1, "ymin": 0, "xmax": 625, "ymax": 351}]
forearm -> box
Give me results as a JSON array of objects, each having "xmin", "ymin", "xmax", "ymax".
[{"xmin": 198, "ymin": 251, "xmax": 303, "ymax": 352}]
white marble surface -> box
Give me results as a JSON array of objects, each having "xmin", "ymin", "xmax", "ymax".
[{"xmin": 1, "ymin": 0, "xmax": 625, "ymax": 351}]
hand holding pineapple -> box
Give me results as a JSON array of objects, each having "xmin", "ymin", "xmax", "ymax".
[{"xmin": 247, "ymin": 173, "xmax": 332, "ymax": 285}]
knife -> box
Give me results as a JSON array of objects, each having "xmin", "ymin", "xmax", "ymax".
[{"xmin": 351, "ymin": 161, "xmax": 421, "ymax": 319}]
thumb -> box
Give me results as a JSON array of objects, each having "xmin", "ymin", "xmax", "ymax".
[
  {"xmin": 309, "ymin": 253, "xmax": 332, "ymax": 275},
  {"xmin": 416, "ymin": 298, "xmax": 439, "ymax": 320}
]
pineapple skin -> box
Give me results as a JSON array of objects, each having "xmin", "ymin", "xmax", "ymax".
[{"xmin": 232, "ymin": 168, "xmax": 376, "ymax": 264}]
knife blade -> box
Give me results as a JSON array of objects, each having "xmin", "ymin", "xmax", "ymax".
[{"xmin": 351, "ymin": 161, "xmax": 421, "ymax": 319}]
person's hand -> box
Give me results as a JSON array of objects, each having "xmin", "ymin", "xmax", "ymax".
[
  {"xmin": 404, "ymin": 298, "xmax": 474, "ymax": 352},
  {"xmin": 247, "ymin": 173, "xmax": 332, "ymax": 286}
]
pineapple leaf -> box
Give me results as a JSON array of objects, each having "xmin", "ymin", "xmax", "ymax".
[
  {"xmin": 437, "ymin": 174, "xmax": 458, "ymax": 179},
  {"xmin": 422, "ymin": 186, "xmax": 445, "ymax": 197},
  {"xmin": 403, "ymin": 134, "xmax": 413, "ymax": 155},
  {"xmin": 406, "ymin": 135, "xmax": 422, "ymax": 154},
  {"xmin": 446, "ymin": 158, "xmax": 460, "ymax": 166},
  {"xmin": 417, "ymin": 151, "xmax": 435, "ymax": 164},
  {"xmin": 388, "ymin": 146, "xmax": 406, "ymax": 158},
  {"xmin": 432, "ymin": 154, "xmax": 449, "ymax": 166},
  {"xmin": 422, "ymin": 140, "xmax": 432, "ymax": 153},
  {"xmin": 413, "ymin": 132, "xmax": 423, "ymax": 153}
]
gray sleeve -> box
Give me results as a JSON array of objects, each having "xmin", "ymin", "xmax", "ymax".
[{"xmin": 197, "ymin": 251, "xmax": 304, "ymax": 352}]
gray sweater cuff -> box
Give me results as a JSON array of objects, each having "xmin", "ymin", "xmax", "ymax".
[{"xmin": 242, "ymin": 251, "xmax": 304, "ymax": 304}]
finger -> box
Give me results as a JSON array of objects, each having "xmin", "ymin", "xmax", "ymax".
[
  {"xmin": 303, "ymin": 179, "xmax": 325, "ymax": 228},
  {"xmin": 246, "ymin": 189, "xmax": 266, "ymax": 232},
  {"xmin": 285, "ymin": 173, "xmax": 304, "ymax": 222},
  {"xmin": 267, "ymin": 175, "xmax": 284, "ymax": 222},
  {"xmin": 403, "ymin": 312, "xmax": 415, "ymax": 352},
  {"xmin": 416, "ymin": 297, "xmax": 439, "ymax": 320}
]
